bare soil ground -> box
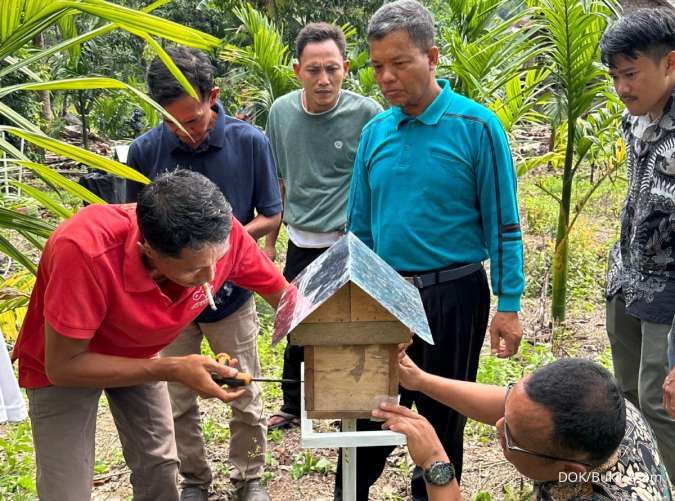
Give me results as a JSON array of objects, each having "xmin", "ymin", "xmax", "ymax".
[{"xmin": 87, "ymin": 295, "xmax": 610, "ymax": 501}]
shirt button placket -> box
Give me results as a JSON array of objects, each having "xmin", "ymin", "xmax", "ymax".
[{"xmin": 401, "ymin": 122, "xmax": 413, "ymax": 165}]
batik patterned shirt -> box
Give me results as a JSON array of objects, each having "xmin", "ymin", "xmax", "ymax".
[
  {"xmin": 534, "ymin": 401, "xmax": 671, "ymax": 500},
  {"xmin": 606, "ymin": 91, "xmax": 675, "ymax": 323}
]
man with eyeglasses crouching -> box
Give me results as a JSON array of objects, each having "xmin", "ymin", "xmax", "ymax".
[{"xmin": 372, "ymin": 355, "xmax": 672, "ymax": 501}]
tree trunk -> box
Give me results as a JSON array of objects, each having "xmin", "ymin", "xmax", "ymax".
[
  {"xmin": 33, "ymin": 34, "xmax": 52, "ymax": 123},
  {"xmin": 78, "ymin": 91, "xmax": 89, "ymax": 150},
  {"xmin": 551, "ymin": 120, "xmax": 576, "ymax": 322}
]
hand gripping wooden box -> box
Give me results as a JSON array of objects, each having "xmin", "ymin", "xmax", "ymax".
[{"xmin": 273, "ymin": 233, "xmax": 433, "ymax": 420}]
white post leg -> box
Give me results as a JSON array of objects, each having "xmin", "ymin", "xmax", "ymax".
[{"xmin": 342, "ymin": 418, "xmax": 357, "ymax": 501}]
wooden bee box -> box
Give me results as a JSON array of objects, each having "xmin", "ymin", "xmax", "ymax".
[{"xmin": 290, "ymin": 282, "xmax": 411, "ymax": 419}]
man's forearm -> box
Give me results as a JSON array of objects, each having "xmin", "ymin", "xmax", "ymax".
[
  {"xmin": 264, "ymin": 177, "xmax": 285, "ymax": 249},
  {"xmin": 259, "ymin": 283, "xmax": 289, "ymax": 309},
  {"xmin": 264, "ymin": 220, "xmax": 282, "ymax": 250},
  {"xmin": 244, "ymin": 212, "xmax": 282, "ymax": 240},
  {"xmin": 418, "ymin": 373, "xmax": 506, "ymax": 425},
  {"xmin": 46, "ymin": 351, "xmax": 181, "ymax": 388},
  {"xmin": 427, "ymin": 481, "xmax": 462, "ymax": 501}
]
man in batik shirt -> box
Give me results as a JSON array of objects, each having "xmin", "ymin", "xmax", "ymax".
[{"xmin": 601, "ymin": 9, "xmax": 675, "ymax": 482}]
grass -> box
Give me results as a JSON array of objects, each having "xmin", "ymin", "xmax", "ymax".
[
  {"xmin": 0, "ymin": 420, "xmax": 36, "ymax": 499},
  {"xmin": 290, "ymin": 451, "xmax": 334, "ymax": 480},
  {"xmin": 521, "ymin": 172, "xmax": 624, "ymax": 315},
  {"xmin": 0, "ymin": 170, "xmax": 628, "ymax": 498}
]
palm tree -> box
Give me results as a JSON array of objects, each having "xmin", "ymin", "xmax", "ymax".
[
  {"xmin": 526, "ymin": 0, "xmax": 621, "ymax": 322},
  {"xmin": 436, "ymin": 0, "xmax": 549, "ymax": 133},
  {"xmin": 219, "ymin": 2, "xmax": 297, "ymax": 126}
]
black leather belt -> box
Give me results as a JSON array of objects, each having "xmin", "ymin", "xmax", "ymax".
[{"xmin": 403, "ymin": 263, "xmax": 483, "ymax": 289}]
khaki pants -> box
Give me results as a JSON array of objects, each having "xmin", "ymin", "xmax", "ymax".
[
  {"xmin": 607, "ymin": 294, "xmax": 675, "ymax": 482},
  {"xmin": 161, "ymin": 297, "xmax": 265, "ymax": 487},
  {"xmin": 27, "ymin": 382, "xmax": 179, "ymax": 501}
]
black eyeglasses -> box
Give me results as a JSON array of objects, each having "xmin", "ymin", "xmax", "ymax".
[{"xmin": 502, "ymin": 383, "xmax": 596, "ymax": 468}]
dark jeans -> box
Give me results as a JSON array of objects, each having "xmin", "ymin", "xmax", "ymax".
[
  {"xmin": 334, "ymin": 268, "xmax": 490, "ymax": 501},
  {"xmin": 280, "ymin": 240, "xmax": 328, "ymax": 416}
]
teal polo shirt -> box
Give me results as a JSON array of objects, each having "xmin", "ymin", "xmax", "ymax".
[{"xmin": 347, "ymin": 79, "xmax": 524, "ymax": 311}]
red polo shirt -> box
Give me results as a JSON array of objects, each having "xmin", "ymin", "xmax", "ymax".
[{"xmin": 13, "ymin": 204, "xmax": 286, "ymax": 388}]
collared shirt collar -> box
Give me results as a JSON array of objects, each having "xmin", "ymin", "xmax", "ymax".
[
  {"xmin": 391, "ymin": 79, "xmax": 454, "ymax": 129},
  {"xmin": 163, "ymin": 100, "xmax": 227, "ymax": 154},
  {"xmin": 122, "ymin": 217, "xmax": 159, "ymax": 293}
]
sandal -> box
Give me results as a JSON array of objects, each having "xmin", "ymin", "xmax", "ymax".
[{"xmin": 267, "ymin": 410, "xmax": 300, "ymax": 430}]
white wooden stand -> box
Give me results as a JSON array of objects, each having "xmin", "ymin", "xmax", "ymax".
[{"xmin": 299, "ymin": 363, "xmax": 406, "ymax": 500}]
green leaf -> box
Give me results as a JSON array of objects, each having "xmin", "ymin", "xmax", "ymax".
[
  {"xmin": 0, "ymin": 207, "xmax": 55, "ymax": 238},
  {"xmin": 59, "ymin": 0, "xmax": 221, "ymax": 49},
  {"xmin": 0, "ymin": 234, "xmax": 37, "ymax": 274},
  {"xmin": 0, "ymin": 101, "xmax": 43, "ymax": 132},
  {"xmin": 0, "ymin": 77, "xmax": 189, "ymax": 136},
  {"xmin": 12, "ymin": 181, "xmax": 74, "ymax": 219},
  {"xmin": 14, "ymin": 160, "xmax": 106, "ymax": 205},
  {"xmin": 0, "ymin": 0, "xmax": 172, "ymax": 79},
  {"xmin": 0, "ymin": 127, "xmax": 150, "ymax": 184}
]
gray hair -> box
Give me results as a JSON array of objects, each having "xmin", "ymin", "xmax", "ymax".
[{"xmin": 367, "ymin": 0, "xmax": 435, "ymax": 52}]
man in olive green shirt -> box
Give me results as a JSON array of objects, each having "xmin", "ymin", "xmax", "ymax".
[{"xmin": 264, "ymin": 22, "xmax": 382, "ymax": 429}]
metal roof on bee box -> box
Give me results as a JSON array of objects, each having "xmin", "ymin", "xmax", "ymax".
[{"xmin": 272, "ymin": 233, "xmax": 433, "ymax": 345}]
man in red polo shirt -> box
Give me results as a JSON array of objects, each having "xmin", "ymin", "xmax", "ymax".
[{"xmin": 12, "ymin": 170, "xmax": 288, "ymax": 501}]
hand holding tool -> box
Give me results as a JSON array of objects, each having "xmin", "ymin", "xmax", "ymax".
[{"xmin": 212, "ymin": 352, "xmax": 301, "ymax": 387}]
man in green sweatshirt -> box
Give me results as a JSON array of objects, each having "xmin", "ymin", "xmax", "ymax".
[{"xmin": 264, "ymin": 22, "xmax": 382, "ymax": 429}]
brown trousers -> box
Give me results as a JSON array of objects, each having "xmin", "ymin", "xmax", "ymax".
[
  {"xmin": 27, "ymin": 381, "xmax": 179, "ymax": 501},
  {"xmin": 161, "ymin": 297, "xmax": 265, "ymax": 487}
]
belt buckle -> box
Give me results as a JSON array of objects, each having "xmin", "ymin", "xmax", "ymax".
[{"xmin": 413, "ymin": 276, "xmax": 425, "ymax": 288}]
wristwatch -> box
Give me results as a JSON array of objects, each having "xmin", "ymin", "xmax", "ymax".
[{"xmin": 423, "ymin": 460, "xmax": 456, "ymax": 486}]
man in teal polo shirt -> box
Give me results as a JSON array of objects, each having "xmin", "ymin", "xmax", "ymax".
[{"xmin": 341, "ymin": 1, "xmax": 525, "ymax": 499}]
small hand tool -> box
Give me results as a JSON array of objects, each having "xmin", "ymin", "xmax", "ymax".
[
  {"xmin": 212, "ymin": 373, "xmax": 302, "ymax": 387},
  {"xmin": 212, "ymin": 352, "xmax": 301, "ymax": 387}
]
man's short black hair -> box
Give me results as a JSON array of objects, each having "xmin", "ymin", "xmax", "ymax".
[
  {"xmin": 524, "ymin": 358, "xmax": 626, "ymax": 466},
  {"xmin": 147, "ymin": 47, "xmax": 214, "ymax": 106},
  {"xmin": 295, "ymin": 22, "xmax": 347, "ymax": 60},
  {"xmin": 137, "ymin": 170, "xmax": 232, "ymax": 257},
  {"xmin": 600, "ymin": 8, "xmax": 675, "ymax": 67}
]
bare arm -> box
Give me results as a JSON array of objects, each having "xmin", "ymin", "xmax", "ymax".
[
  {"xmin": 244, "ymin": 212, "xmax": 282, "ymax": 241},
  {"xmin": 258, "ymin": 282, "xmax": 289, "ymax": 310},
  {"xmin": 44, "ymin": 321, "xmax": 245, "ymax": 403},
  {"xmin": 664, "ymin": 367, "xmax": 675, "ymax": 419},
  {"xmin": 399, "ymin": 353, "xmax": 505, "ymax": 425},
  {"xmin": 372, "ymin": 403, "xmax": 462, "ymax": 500},
  {"xmin": 264, "ymin": 179, "xmax": 285, "ymax": 260}
]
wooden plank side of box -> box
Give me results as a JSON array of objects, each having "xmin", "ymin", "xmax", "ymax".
[
  {"xmin": 290, "ymin": 321, "xmax": 410, "ymax": 346},
  {"xmin": 306, "ymin": 344, "xmax": 395, "ymax": 419},
  {"xmin": 302, "ymin": 285, "xmax": 350, "ymax": 323},
  {"xmin": 350, "ymin": 283, "xmax": 397, "ymax": 322}
]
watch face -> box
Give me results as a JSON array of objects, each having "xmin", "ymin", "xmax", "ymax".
[{"xmin": 425, "ymin": 461, "xmax": 455, "ymax": 485}]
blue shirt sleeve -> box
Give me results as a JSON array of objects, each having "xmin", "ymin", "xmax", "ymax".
[
  {"xmin": 475, "ymin": 116, "xmax": 525, "ymax": 312},
  {"xmin": 251, "ymin": 131, "xmax": 282, "ymax": 216},
  {"xmin": 346, "ymin": 129, "xmax": 374, "ymax": 249}
]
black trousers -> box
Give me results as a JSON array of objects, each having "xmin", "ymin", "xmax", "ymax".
[
  {"xmin": 335, "ymin": 268, "xmax": 490, "ymax": 501},
  {"xmin": 280, "ymin": 240, "xmax": 328, "ymax": 416}
]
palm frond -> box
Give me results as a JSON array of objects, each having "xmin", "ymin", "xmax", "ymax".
[
  {"xmin": 14, "ymin": 160, "xmax": 106, "ymax": 205},
  {"xmin": 0, "ymin": 126, "xmax": 150, "ymax": 184}
]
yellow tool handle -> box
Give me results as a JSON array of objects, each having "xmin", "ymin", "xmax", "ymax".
[
  {"xmin": 213, "ymin": 352, "xmax": 252, "ymax": 387},
  {"xmin": 215, "ymin": 352, "xmax": 231, "ymax": 365}
]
